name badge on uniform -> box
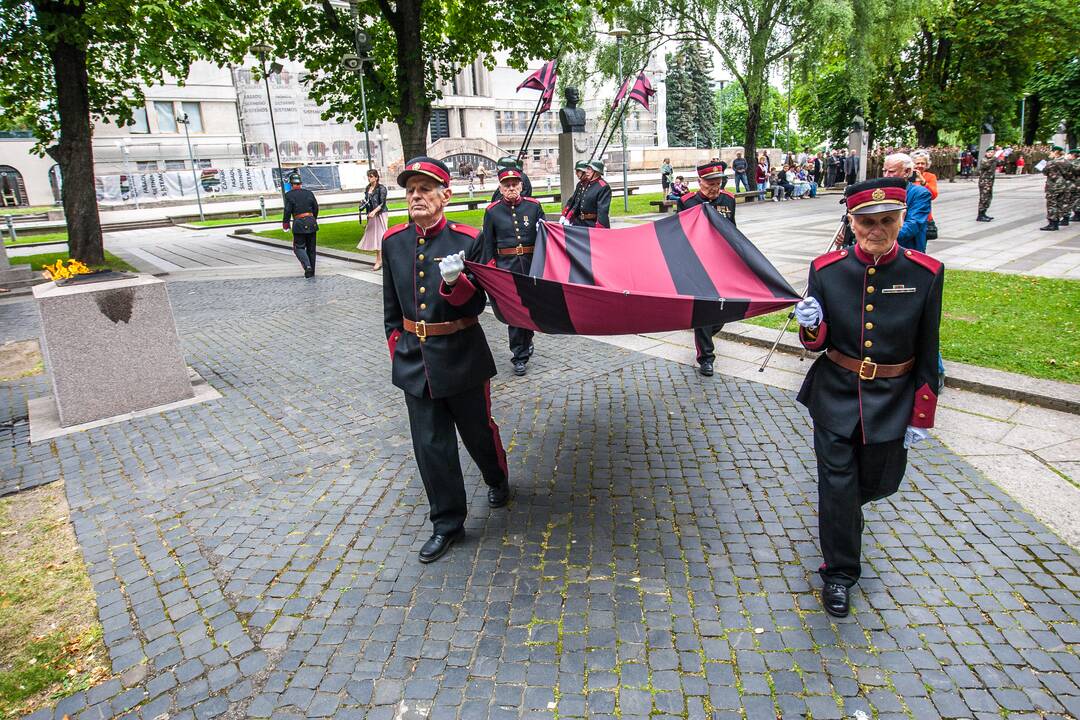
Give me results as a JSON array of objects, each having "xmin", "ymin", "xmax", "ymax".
[{"xmin": 881, "ymin": 284, "xmax": 916, "ymax": 294}]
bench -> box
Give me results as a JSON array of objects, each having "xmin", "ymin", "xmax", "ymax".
[
  {"xmin": 650, "ymin": 199, "xmax": 677, "ymax": 213},
  {"xmin": 733, "ymin": 188, "xmax": 776, "ymax": 203}
]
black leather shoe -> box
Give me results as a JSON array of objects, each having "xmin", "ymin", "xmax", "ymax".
[
  {"xmin": 975, "ymin": 214, "xmax": 992, "ymax": 222},
  {"xmin": 488, "ymin": 482, "xmax": 510, "ymax": 508},
  {"xmin": 513, "ymin": 362, "xmax": 527, "ymax": 376},
  {"xmin": 1040, "ymin": 221, "xmax": 1059, "ymax": 231},
  {"xmin": 1073, "ymin": 211, "xmax": 1080, "ymax": 222},
  {"xmin": 304, "ymin": 268, "xmax": 314, "ymax": 278},
  {"xmin": 1060, "ymin": 216, "xmax": 1070, "ymax": 226},
  {"xmin": 418, "ymin": 529, "xmax": 463, "ymax": 563},
  {"xmin": 699, "ymin": 362, "xmax": 714, "ymax": 377},
  {"xmin": 821, "ymin": 583, "xmax": 850, "ymax": 618}
]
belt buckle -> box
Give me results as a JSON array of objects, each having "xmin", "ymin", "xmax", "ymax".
[
  {"xmin": 858, "ymin": 359, "xmax": 878, "ymax": 381},
  {"xmin": 415, "ymin": 320, "xmax": 427, "ymax": 340},
  {"xmin": 515, "ymin": 244, "xmax": 524, "ymax": 255}
]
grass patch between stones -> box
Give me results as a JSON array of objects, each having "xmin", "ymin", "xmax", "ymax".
[
  {"xmin": 0, "ymin": 482, "xmax": 111, "ymax": 719},
  {"xmin": 11, "ymin": 251, "xmax": 138, "ymax": 274},
  {"xmin": 742, "ymin": 269, "xmax": 1080, "ymax": 383}
]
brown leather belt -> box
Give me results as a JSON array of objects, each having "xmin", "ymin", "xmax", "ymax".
[
  {"xmin": 294, "ymin": 212, "xmax": 314, "ymax": 218},
  {"xmin": 403, "ymin": 316, "xmax": 478, "ymax": 340},
  {"xmin": 826, "ymin": 349, "xmax": 914, "ymax": 381},
  {"xmin": 497, "ymin": 245, "xmax": 534, "ymax": 256},
  {"xmin": 580, "ymin": 212, "xmax": 598, "ymax": 220}
]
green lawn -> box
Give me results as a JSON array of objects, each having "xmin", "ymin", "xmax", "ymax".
[
  {"xmin": 3, "ymin": 231, "xmax": 68, "ymax": 247},
  {"xmin": 744, "ymin": 270, "xmax": 1080, "ymax": 383},
  {"xmin": 0, "ymin": 205, "xmax": 54, "ymax": 216},
  {"xmin": 13, "ymin": 251, "xmax": 138, "ymax": 274}
]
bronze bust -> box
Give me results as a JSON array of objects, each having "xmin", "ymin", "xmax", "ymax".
[{"xmin": 560, "ymin": 87, "xmax": 586, "ymax": 134}]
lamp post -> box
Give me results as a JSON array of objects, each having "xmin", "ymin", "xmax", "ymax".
[
  {"xmin": 717, "ymin": 79, "xmax": 725, "ymax": 151},
  {"xmin": 251, "ymin": 44, "xmax": 287, "ymax": 209},
  {"xmin": 609, "ymin": 26, "xmax": 631, "ymax": 212},
  {"xmin": 785, "ymin": 54, "xmax": 793, "ymax": 153},
  {"xmin": 177, "ymin": 113, "xmax": 205, "ymax": 222}
]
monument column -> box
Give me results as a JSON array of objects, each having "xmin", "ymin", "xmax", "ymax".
[
  {"xmin": 978, "ymin": 116, "xmax": 996, "ymax": 159},
  {"xmin": 558, "ymin": 87, "xmax": 588, "ymax": 205},
  {"xmin": 848, "ymin": 111, "xmax": 868, "ymax": 183}
]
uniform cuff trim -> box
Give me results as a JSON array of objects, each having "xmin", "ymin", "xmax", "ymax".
[{"xmin": 440, "ymin": 274, "xmax": 477, "ymax": 305}]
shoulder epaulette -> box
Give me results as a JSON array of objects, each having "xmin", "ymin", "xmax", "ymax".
[
  {"xmin": 900, "ymin": 247, "xmax": 943, "ymax": 274},
  {"xmin": 384, "ymin": 223, "xmax": 410, "ymax": 240},
  {"xmin": 680, "ymin": 191, "xmax": 696, "ymax": 202},
  {"xmin": 812, "ymin": 248, "xmax": 850, "ymax": 272},
  {"xmin": 485, "ymin": 200, "xmax": 501, "ymax": 211},
  {"xmin": 720, "ymin": 189, "xmax": 735, "ymax": 199},
  {"xmin": 449, "ymin": 223, "xmax": 480, "ymax": 238},
  {"xmin": 597, "ymin": 179, "xmax": 609, "ymax": 187},
  {"xmin": 522, "ymin": 196, "xmax": 541, "ymax": 205}
]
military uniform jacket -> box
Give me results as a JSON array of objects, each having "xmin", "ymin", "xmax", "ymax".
[
  {"xmin": 797, "ymin": 242, "xmax": 943, "ymax": 444},
  {"xmin": 490, "ymin": 173, "xmax": 533, "ymax": 202},
  {"xmin": 677, "ymin": 190, "xmax": 737, "ymax": 226},
  {"xmin": 1042, "ymin": 156, "xmax": 1069, "ymax": 187},
  {"xmin": 977, "ymin": 156, "xmax": 998, "ymax": 180},
  {"xmin": 283, "ymin": 188, "xmax": 319, "ymax": 234},
  {"xmin": 482, "ymin": 197, "xmax": 545, "ymax": 272},
  {"xmin": 571, "ymin": 178, "xmax": 612, "ymax": 228},
  {"xmin": 382, "ymin": 218, "xmax": 497, "ymax": 399}
]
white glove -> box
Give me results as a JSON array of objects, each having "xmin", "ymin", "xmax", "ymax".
[
  {"xmin": 558, "ymin": 216, "xmax": 571, "ymax": 226},
  {"xmin": 439, "ymin": 251, "xmax": 465, "ymax": 285},
  {"xmin": 903, "ymin": 426, "xmax": 930, "ymax": 449},
  {"xmin": 794, "ymin": 296, "xmax": 823, "ymax": 328}
]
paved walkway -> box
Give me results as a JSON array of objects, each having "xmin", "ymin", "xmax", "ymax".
[{"xmin": 2, "ymin": 270, "xmax": 1079, "ymax": 720}]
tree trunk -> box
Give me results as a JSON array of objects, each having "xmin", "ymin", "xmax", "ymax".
[
  {"xmin": 1024, "ymin": 95, "xmax": 1040, "ymax": 146},
  {"xmin": 43, "ymin": 27, "xmax": 104, "ymax": 266},
  {"xmin": 743, "ymin": 90, "xmax": 763, "ymax": 191},
  {"xmin": 393, "ymin": 0, "xmax": 430, "ymax": 161},
  {"xmin": 914, "ymin": 122, "xmax": 940, "ymax": 147}
]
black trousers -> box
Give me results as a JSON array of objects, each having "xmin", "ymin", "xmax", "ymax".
[
  {"xmin": 694, "ymin": 324, "xmax": 725, "ymax": 365},
  {"xmin": 404, "ymin": 382, "xmax": 508, "ymax": 535},
  {"xmin": 508, "ymin": 326, "xmax": 534, "ymax": 365},
  {"xmin": 293, "ymin": 233, "xmax": 317, "ymax": 272},
  {"xmin": 814, "ymin": 423, "xmax": 907, "ymax": 587}
]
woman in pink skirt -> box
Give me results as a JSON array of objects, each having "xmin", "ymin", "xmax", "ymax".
[{"xmin": 358, "ymin": 169, "xmax": 389, "ymax": 270}]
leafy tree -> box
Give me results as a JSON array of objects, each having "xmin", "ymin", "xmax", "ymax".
[
  {"xmin": 665, "ymin": 50, "xmax": 697, "ymax": 147},
  {"xmin": 715, "ymin": 83, "xmax": 788, "ymax": 148},
  {"xmin": 267, "ymin": 0, "xmax": 603, "ymax": 162},
  {"xmin": 1025, "ymin": 57, "xmax": 1080, "ymax": 146},
  {"xmin": 0, "ymin": 0, "xmax": 262, "ymax": 264}
]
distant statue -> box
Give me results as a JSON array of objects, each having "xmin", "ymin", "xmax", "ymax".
[
  {"xmin": 850, "ymin": 108, "xmax": 865, "ymax": 134},
  {"xmin": 560, "ymin": 87, "xmax": 586, "ymax": 134},
  {"xmin": 982, "ymin": 115, "xmax": 995, "ymax": 134},
  {"xmin": 1057, "ymin": 120, "xmax": 1068, "ymax": 135}
]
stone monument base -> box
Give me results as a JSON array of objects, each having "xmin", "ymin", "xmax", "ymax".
[
  {"xmin": 33, "ymin": 274, "xmax": 196, "ymax": 427},
  {"xmin": 978, "ymin": 132, "xmax": 996, "ymax": 158}
]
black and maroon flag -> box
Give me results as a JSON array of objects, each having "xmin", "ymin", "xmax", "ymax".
[
  {"xmin": 517, "ymin": 60, "xmax": 557, "ymax": 93},
  {"xmin": 626, "ymin": 72, "xmax": 656, "ymax": 111},
  {"xmin": 466, "ymin": 204, "xmax": 800, "ymax": 336}
]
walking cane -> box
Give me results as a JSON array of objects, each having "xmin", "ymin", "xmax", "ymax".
[{"xmin": 758, "ymin": 219, "xmax": 847, "ymax": 373}]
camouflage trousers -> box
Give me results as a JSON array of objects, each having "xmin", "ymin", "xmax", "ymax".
[
  {"xmin": 1046, "ymin": 181, "xmax": 1068, "ymax": 220},
  {"xmin": 977, "ymin": 177, "xmax": 994, "ymax": 213}
]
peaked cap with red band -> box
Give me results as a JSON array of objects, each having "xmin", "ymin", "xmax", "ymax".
[
  {"xmin": 498, "ymin": 168, "xmax": 523, "ymax": 183},
  {"xmin": 844, "ymin": 177, "xmax": 907, "ymax": 215},
  {"xmin": 397, "ymin": 156, "xmax": 451, "ymax": 188},
  {"xmin": 696, "ymin": 161, "xmax": 725, "ymax": 180}
]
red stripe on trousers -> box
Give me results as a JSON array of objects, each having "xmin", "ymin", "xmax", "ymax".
[{"xmin": 483, "ymin": 380, "xmax": 508, "ymax": 479}]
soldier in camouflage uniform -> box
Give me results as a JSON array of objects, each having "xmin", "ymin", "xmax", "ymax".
[
  {"xmin": 975, "ymin": 146, "xmax": 998, "ymax": 222},
  {"xmin": 1040, "ymin": 146, "xmax": 1069, "ymax": 231},
  {"xmin": 1068, "ymin": 148, "xmax": 1080, "ymax": 224}
]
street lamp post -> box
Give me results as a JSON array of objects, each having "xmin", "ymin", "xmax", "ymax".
[
  {"xmin": 717, "ymin": 79, "xmax": 725, "ymax": 151},
  {"xmin": 610, "ymin": 27, "xmax": 630, "ymax": 213},
  {"xmin": 251, "ymin": 44, "xmax": 287, "ymax": 210},
  {"xmin": 785, "ymin": 54, "xmax": 793, "ymax": 153},
  {"xmin": 177, "ymin": 113, "xmax": 205, "ymax": 222}
]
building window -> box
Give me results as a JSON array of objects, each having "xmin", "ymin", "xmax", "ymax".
[
  {"xmin": 154, "ymin": 101, "xmax": 177, "ymax": 133},
  {"xmin": 136, "ymin": 160, "xmax": 160, "ymax": 172},
  {"xmin": 470, "ymin": 63, "xmax": 480, "ymax": 96},
  {"xmin": 451, "ymin": 75, "xmax": 460, "ymax": 95},
  {"xmin": 164, "ymin": 159, "xmax": 187, "ymax": 170},
  {"xmin": 516, "ymin": 111, "xmax": 527, "ymax": 134},
  {"xmin": 196, "ymin": 159, "xmax": 212, "ymax": 168},
  {"xmin": 130, "ymin": 106, "xmax": 149, "ymax": 134},
  {"xmin": 430, "ymin": 109, "xmax": 450, "ymax": 142},
  {"xmin": 180, "ymin": 102, "xmax": 203, "ymax": 133},
  {"xmin": 494, "ymin": 111, "xmax": 502, "ymax": 134},
  {"xmin": 458, "ymin": 109, "xmax": 466, "ymax": 138}
]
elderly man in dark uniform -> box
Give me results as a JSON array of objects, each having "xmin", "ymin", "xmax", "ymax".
[
  {"xmin": 677, "ymin": 161, "xmax": 737, "ymax": 377},
  {"xmin": 282, "ymin": 171, "xmax": 319, "ymax": 277},
  {"xmin": 793, "ymin": 176, "xmax": 943, "ymax": 618},
  {"xmin": 569, "ymin": 160, "xmax": 612, "ymax": 228},
  {"xmin": 490, "ymin": 156, "xmax": 533, "ymax": 202},
  {"xmin": 483, "ymin": 165, "xmax": 546, "ymax": 376},
  {"xmin": 383, "ymin": 156, "xmax": 510, "ymax": 563},
  {"xmin": 560, "ymin": 161, "xmax": 590, "ymax": 223}
]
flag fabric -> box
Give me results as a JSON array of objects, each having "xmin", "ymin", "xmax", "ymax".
[
  {"xmin": 611, "ymin": 76, "xmax": 631, "ymax": 110},
  {"xmin": 466, "ymin": 204, "xmax": 800, "ymax": 336},
  {"xmin": 516, "ymin": 60, "xmax": 557, "ymax": 92},
  {"xmin": 627, "ymin": 72, "xmax": 656, "ymax": 111},
  {"xmin": 538, "ymin": 82, "xmax": 555, "ymax": 113}
]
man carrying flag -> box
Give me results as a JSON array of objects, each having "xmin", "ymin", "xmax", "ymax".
[
  {"xmin": 677, "ymin": 161, "xmax": 737, "ymax": 376},
  {"xmin": 570, "ymin": 160, "xmax": 612, "ymax": 228},
  {"xmin": 793, "ymin": 177, "xmax": 943, "ymax": 618},
  {"xmin": 483, "ymin": 165, "xmax": 545, "ymax": 376}
]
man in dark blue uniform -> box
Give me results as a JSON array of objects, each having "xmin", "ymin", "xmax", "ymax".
[
  {"xmin": 559, "ymin": 161, "xmax": 589, "ymax": 224},
  {"xmin": 383, "ymin": 157, "xmax": 510, "ymax": 563},
  {"xmin": 569, "ymin": 160, "xmax": 611, "ymax": 228},
  {"xmin": 490, "ymin": 156, "xmax": 533, "ymax": 202},
  {"xmin": 282, "ymin": 171, "xmax": 319, "ymax": 277},
  {"xmin": 483, "ymin": 166, "xmax": 546, "ymax": 376},
  {"xmin": 677, "ymin": 161, "xmax": 737, "ymax": 377},
  {"xmin": 794, "ymin": 177, "xmax": 943, "ymax": 617}
]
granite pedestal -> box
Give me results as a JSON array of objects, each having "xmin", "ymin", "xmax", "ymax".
[
  {"xmin": 0, "ymin": 240, "xmax": 37, "ymax": 292},
  {"xmin": 978, "ymin": 132, "xmax": 996, "ymax": 159},
  {"xmin": 33, "ymin": 274, "xmax": 194, "ymax": 427}
]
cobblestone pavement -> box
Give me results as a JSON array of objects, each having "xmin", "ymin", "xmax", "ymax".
[{"xmin": 1, "ymin": 275, "xmax": 1079, "ymax": 720}]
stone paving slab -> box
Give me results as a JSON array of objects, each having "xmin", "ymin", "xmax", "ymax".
[{"xmin": 1, "ymin": 275, "xmax": 1078, "ymax": 720}]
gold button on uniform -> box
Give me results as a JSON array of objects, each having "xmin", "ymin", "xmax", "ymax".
[
  {"xmin": 419, "ymin": 287, "xmax": 426, "ymax": 294},
  {"xmin": 918, "ymin": 412, "xmax": 926, "ymax": 418},
  {"xmin": 921, "ymin": 394, "xmax": 929, "ymax": 400},
  {"xmin": 864, "ymin": 356, "xmax": 872, "ymax": 362},
  {"xmin": 418, "ymin": 238, "xmax": 425, "ymax": 245},
  {"xmin": 906, "ymin": 250, "xmax": 913, "ymax": 256},
  {"xmin": 866, "ymin": 286, "xmax": 875, "ymax": 293},
  {"xmin": 419, "ymin": 271, "xmax": 425, "ymax": 278},
  {"xmin": 867, "ymin": 267, "xmax": 876, "ymax": 275},
  {"xmin": 866, "ymin": 304, "xmax": 874, "ymax": 312},
  {"xmin": 418, "ymin": 253, "xmax": 425, "ymax": 261},
  {"xmin": 864, "ymin": 340, "xmax": 873, "ymax": 348},
  {"xmin": 865, "ymin": 322, "xmax": 873, "ymax": 330},
  {"xmin": 420, "ymin": 303, "xmax": 427, "ymax": 310}
]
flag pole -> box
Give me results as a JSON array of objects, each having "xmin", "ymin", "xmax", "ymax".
[
  {"xmin": 757, "ymin": 220, "xmax": 846, "ymax": 373},
  {"xmin": 517, "ymin": 59, "xmax": 559, "ymax": 163},
  {"xmin": 589, "ymin": 60, "xmax": 651, "ymax": 163}
]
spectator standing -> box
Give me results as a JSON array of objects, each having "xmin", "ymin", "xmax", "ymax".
[
  {"xmin": 813, "ymin": 153, "xmax": 824, "ymax": 185},
  {"xmin": 1015, "ymin": 155, "xmax": 1025, "ymax": 175},
  {"xmin": 475, "ymin": 164, "xmax": 488, "ymax": 188},
  {"xmin": 660, "ymin": 158, "xmax": 673, "ymax": 194},
  {"xmin": 845, "ymin": 151, "xmax": 859, "ymax": 185},
  {"xmin": 358, "ymin": 169, "xmax": 389, "ymax": 270},
  {"xmin": 883, "ymin": 152, "xmax": 932, "ymax": 252},
  {"xmin": 912, "ymin": 151, "xmax": 939, "ymax": 242},
  {"xmin": 756, "ymin": 160, "xmax": 768, "ymax": 201},
  {"xmin": 732, "ymin": 152, "xmax": 750, "ymax": 192}
]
